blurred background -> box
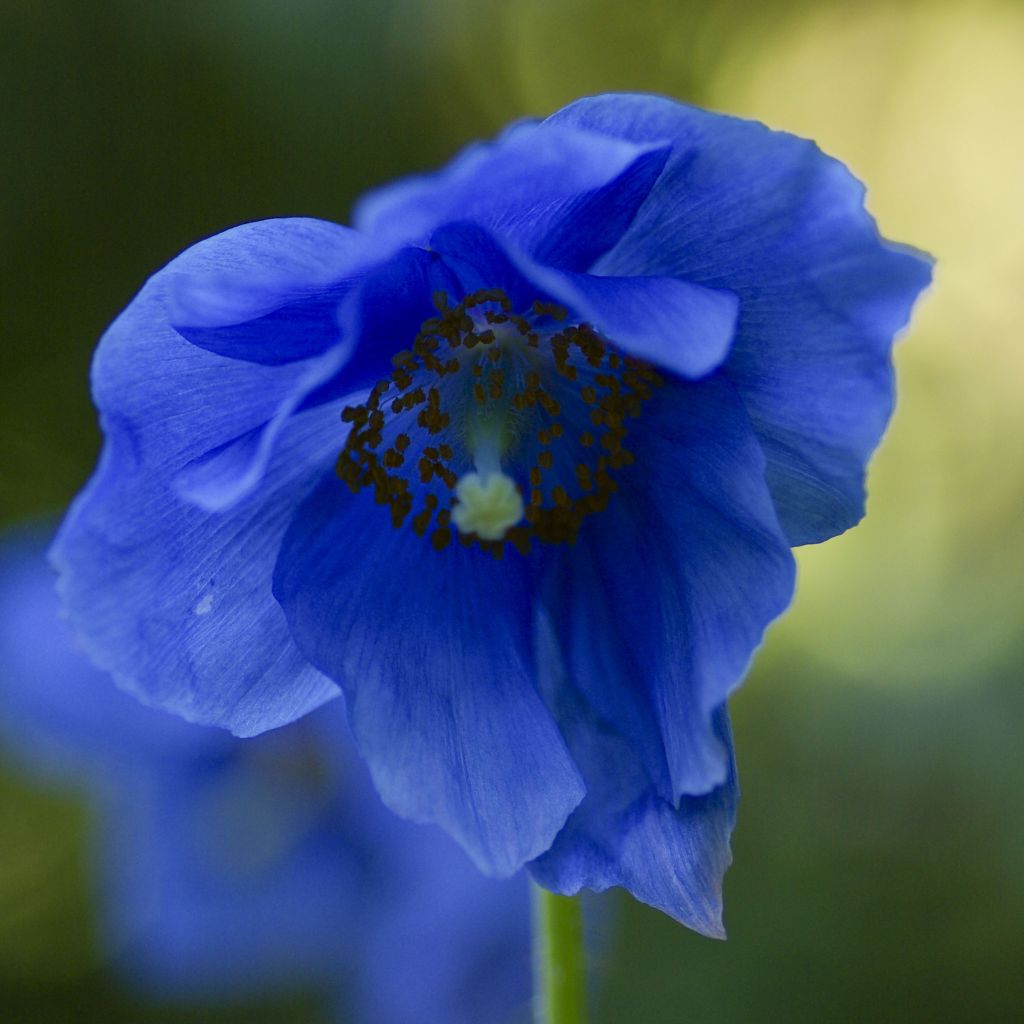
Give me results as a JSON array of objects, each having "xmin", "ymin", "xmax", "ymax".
[{"xmin": 1, "ymin": 0, "xmax": 1021, "ymax": 1020}]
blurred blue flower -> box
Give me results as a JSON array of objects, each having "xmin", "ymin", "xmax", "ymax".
[
  {"xmin": 51, "ymin": 93, "xmax": 931, "ymax": 934},
  {"xmin": 0, "ymin": 529, "xmax": 530, "ymax": 1023}
]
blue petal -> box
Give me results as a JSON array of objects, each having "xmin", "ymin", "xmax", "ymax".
[
  {"xmin": 355, "ymin": 121, "xmax": 670, "ymax": 271},
  {"xmin": 167, "ymin": 217, "xmax": 386, "ymax": 365},
  {"xmin": 549, "ymin": 375, "xmax": 795, "ymax": 801},
  {"xmin": 0, "ymin": 529, "xmax": 217, "ymax": 776},
  {"xmin": 173, "ymin": 344, "xmax": 348, "ymax": 511},
  {"xmin": 430, "ymin": 222, "xmax": 739, "ymax": 379},
  {"xmin": 518, "ymin": 262, "xmax": 739, "ymax": 379},
  {"xmin": 547, "ymin": 93, "xmax": 933, "ymax": 544},
  {"xmin": 273, "ymin": 476, "xmax": 585, "ymax": 876},
  {"xmin": 177, "ymin": 284, "xmax": 355, "ymax": 366},
  {"xmin": 81, "ymin": 220, "xmax": 378, "ymax": 513},
  {"xmin": 50, "ymin": 402, "xmax": 343, "ymax": 737},
  {"xmin": 532, "ymin": 142, "xmax": 670, "ymax": 273},
  {"xmin": 529, "ymin": 610, "xmax": 737, "ymax": 937}
]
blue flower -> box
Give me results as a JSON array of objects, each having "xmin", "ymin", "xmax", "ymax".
[
  {"xmin": 0, "ymin": 530, "xmax": 531, "ymax": 1023},
  {"xmin": 51, "ymin": 93, "xmax": 931, "ymax": 935}
]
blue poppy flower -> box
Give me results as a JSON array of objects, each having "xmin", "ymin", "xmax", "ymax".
[
  {"xmin": 51, "ymin": 93, "xmax": 931, "ymax": 935},
  {"xmin": 0, "ymin": 530, "xmax": 531, "ymax": 1023}
]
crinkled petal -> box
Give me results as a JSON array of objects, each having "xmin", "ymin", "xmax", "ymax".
[
  {"xmin": 273, "ymin": 477, "xmax": 585, "ymax": 876},
  {"xmin": 529, "ymin": 610, "xmax": 737, "ymax": 936},
  {"xmin": 50, "ymin": 402, "xmax": 343, "ymax": 737},
  {"xmin": 355, "ymin": 121, "xmax": 670, "ymax": 271},
  {"xmin": 430, "ymin": 222, "xmax": 739, "ymax": 379},
  {"xmin": 547, "ymin": 93, "xmax": 933, "ymax": 544},
  {"xmin": 549, "ymin": 375, "xmax": 795, "ymax": 801}
]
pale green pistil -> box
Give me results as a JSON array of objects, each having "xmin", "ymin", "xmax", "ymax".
[{"xmin": 451, "ymin": 471, "xmax": 525, "ymax": 540}]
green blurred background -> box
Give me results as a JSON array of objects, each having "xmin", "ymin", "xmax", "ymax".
[{"xmin": 1, "ymin": 0, "xmax": 1021, "ymax": 1020}]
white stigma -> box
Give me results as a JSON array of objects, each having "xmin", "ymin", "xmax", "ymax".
[{"xmin": 451, "ymin": 471, "xmax": 524, "ymax": 540}]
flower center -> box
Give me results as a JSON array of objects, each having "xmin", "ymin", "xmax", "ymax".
[{"xmin": 337, "ymin": 289, "xmax": 663, "ymax": 557}]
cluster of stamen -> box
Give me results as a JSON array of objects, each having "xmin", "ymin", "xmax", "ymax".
[{"xmin": 337, "ymin": 289, "xmax": 663, "ymax": 557}]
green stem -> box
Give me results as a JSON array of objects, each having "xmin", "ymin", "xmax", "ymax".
[{"xmin": 532, "ymin": 883, "xmax": 588, "ymax": 1024}]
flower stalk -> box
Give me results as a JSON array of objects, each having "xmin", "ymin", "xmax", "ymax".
[{"xmin": 532, "ymin": 883, "xmax": 587, "ymax": 1024}]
